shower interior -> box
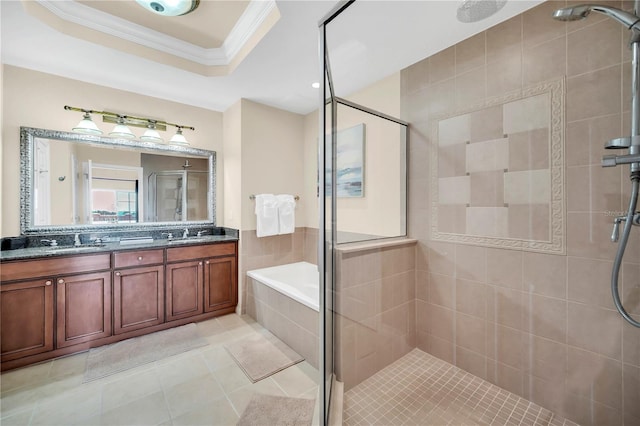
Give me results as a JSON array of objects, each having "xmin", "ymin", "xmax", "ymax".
[
  {"xmin": 145, "ymin": 157, "xmax": 208, "ymax": 222},
  {"xmin": 553, "ymin": 2, "xmax": 640, "ymax": 328},
  {"xmin": 321, "ymin": 1, "xmax": 640, "ymax": 425}
]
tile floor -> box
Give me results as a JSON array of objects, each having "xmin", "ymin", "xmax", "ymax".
[
  {"xmin": 343, "ymin": 349, "xmax": 580, "ymax": 426},
  {"xmin": 0, "ymin": 314, "xmax": 320, "ymax": 426}
]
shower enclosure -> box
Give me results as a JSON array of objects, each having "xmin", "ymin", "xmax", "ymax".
[
  {"xmin": 319, "ymin": 1, "xmax": 640, "ymax": 425},
  {"xmin": 146, "ymin": 170, "xmax": 208, "ymax": 222},
  {"xmin": 319, "ymin": 1, "xmax": 409, "ymax": 423}
]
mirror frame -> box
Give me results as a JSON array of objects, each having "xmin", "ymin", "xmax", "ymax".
[{"xmin": 20, "ymin": 126, "xmax": 216, "ymax": 234}]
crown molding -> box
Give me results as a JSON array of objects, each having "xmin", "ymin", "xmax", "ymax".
[{"xmin": 35, "ymin": 0, "xmax": 277, "ymax": 67}]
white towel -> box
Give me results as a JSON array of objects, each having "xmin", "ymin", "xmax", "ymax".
[
  {"xmin": 276, "ymin": 194, "xmax": 296, "ymax": 235},
  {"xmin": 255, "ymin": 194, "xmax": 279, "ymax": 237}
]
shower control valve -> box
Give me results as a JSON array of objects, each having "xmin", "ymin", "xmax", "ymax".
[
  {"xmin": 611, "ymin": 216, "xmax": 626, "ymax": 242},
  {"xmin": 611, "ymin": 213, "xmax": 640, "ymax": 242}
]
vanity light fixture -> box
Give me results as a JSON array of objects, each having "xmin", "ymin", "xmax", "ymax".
[
  {"xmin": 135, "ymin": 0, "xmax": 199, "ymax": 16},
  {"xmin": 169, "ymin": 127, "xmax": 189, "ymax": 146},
  {"xmin": 65, "ymin": 105, "xmax": 195, "ymax": 144},
  {"xmin": 72, "ymin": 111, "xmax": 103, "ymax": 135},
  {"xmin": 109, "ymin": 116, "xmax": 136, "ymax": 139},
  {"xmin": 140, "ymin": 120, "xmax": 163, "ymax": 143}
]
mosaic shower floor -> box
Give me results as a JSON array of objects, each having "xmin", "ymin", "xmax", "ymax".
[{"xmin": 343, "ymin": 349, "xmax": 579, "ymax": 426}]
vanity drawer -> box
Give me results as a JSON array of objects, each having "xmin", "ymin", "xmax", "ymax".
[
  {"xmin": 167, "ymin": 242, "xmax": 236, "ymax": 262},
  {"xmin": 1, "ymin": 254, "xmax": 111, "ymax": 282},
  {"xmin": 114, "ymin": 249, "xmax": 164, "ymax": 269}
]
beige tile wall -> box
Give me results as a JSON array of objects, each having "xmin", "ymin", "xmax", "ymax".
[
  {"xmin": 239, "ymin": 227, "xmax": 318, "ymax": 313},
  {"xmin": 334, "ymin": 241, "xmax": 417, "ymax": 390},
  {"xmin": 245, "ymin": 276, "xmax": 319, "ymax": 368},
  {"xmin": 401, "ymin": 1, "xmax": 640, "ymax": 425}
]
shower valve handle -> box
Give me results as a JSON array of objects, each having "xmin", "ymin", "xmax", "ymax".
[{"xmin": 611, "ymin": 216, "xmax": 626, "ymax": 242}]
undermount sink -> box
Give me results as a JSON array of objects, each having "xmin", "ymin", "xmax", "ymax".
[
  {"xmin": 167, "ymin": 238, "xmax": 206, "ymax": 244},
  {"xmin": 47, "ymin": 245, "xmax": 105, "ymax": 253}
]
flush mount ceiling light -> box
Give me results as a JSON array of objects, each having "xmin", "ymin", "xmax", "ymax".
[
  {"xmin": 457, "ymin": 0, "xmax": 507, "ymax": 23},
  {"xmin": 135, "ymin": 0, "xmax": 199, "ymax": 16}
]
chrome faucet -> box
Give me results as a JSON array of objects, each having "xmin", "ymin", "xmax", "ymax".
[
  {"xmin": 162, "ymin": 232, "xmax": 174, "ymax": 241},
  {"xmin": 41, "ymin": 239, "xmax": 58, "ymax": 247},
  {"xmin": 74, "ymin": 233, "xmax": 82, "ymax": 247},
  {"xmin": 196, "ymin": 230, "xmax": 208, "ymax": 237},
  {"xmin": 182, "ymin": 228, "xmax": 189, "ymax": 239}
]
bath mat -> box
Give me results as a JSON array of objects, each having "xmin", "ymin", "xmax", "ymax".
[
  {"xmin": 225, "ymin": 331, "xmax": 304, "ymax": 383},
  {"xmin": 83, "ymin": 323, "xmax": 208, "ymax": 382},
  {"xmin": 237, "ymin": 394, "xmax": 315, "ymax": 426}
]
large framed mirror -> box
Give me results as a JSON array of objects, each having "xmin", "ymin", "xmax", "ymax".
[{"xmin": 20, "ymin": 127, "xmax": 216, "ymax": 234}]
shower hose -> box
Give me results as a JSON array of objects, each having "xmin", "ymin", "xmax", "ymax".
[{"xmin": 612, "ymin": 175, "xmax": 640, "ymax": 327}]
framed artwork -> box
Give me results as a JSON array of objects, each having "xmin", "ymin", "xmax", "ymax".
[{"xmin": 335, "ymin": 123, "xmax": 365, "ymax": 197}]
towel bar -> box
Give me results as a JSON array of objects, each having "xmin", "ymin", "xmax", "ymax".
[{"xmin": 249, "ymin": 194, "xmax": 299, "ymax": 200}]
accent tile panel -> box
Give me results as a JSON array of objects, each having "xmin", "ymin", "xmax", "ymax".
[
  {"xmin": 504, "ymin": 169, "xmax": 551, "ymax": 205},
  {"xmin": 431, "ymin": 77, "xmax": 564, "ymax": 254},
  {"xmin": 503, "ymin": 93, "xmax": 550, "ymax": 134},
  {"xmin": 465, "ymin": 137, "xmax": 509, "ymax": 173}
]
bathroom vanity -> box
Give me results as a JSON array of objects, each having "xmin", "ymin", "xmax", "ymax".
[
  {"xmin": 0, "ymin": 126, "xmax": 237, "ymax": 371},
  {"xmin": 0, "ymin": 238, "xmax": 238, "ymax": 371}
]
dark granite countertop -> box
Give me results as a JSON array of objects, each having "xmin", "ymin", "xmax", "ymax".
[{"xmin": 1, "ymin": 232, "xmax": 239, "ymax": 262}]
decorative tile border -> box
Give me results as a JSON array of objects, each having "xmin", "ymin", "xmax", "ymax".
[{"xmin": 430, "ymin": 78, "xmax": 565, "ymax": 254}]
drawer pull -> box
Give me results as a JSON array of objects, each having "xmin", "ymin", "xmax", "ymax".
[
  {"xmin": 138, "ymin": 256, "xmax": 143, "ymax": 261},
  {"xmin": 45, "ymin": 280, "xmax": 52, "ymax": 286},
  {"xmin": 115, "ymin": 272, "xmax": 121, "ymax": 276},
  {"xmin": 57, "ymin": 279, "xmax": 64, "ymax": 284}
]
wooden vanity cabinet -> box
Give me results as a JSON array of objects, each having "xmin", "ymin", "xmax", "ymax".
[
  {"xmin": 113, "ymin": 249, "xmax": 165, "ymax": 334},
  {"xmin": 166, "ymin": 242, "xmax": 238, "ymax": 316},
  {"xmin": 1, "ymin": 241, "xmax": 237, "ymax": 370},
  {"xmin": 0, "ymin": 279, "xmax": 54, "ymax": 362},
  {"xmin": 166, "ymin": 260, "xmax": 204, "ymax": 321},
  {"xmin": 1, "ymin": 253, "xmax": 111, "ymax": 362},
  {"xmin": 56, "ymin": 271, "xmax": 112, "ymax": 348},
  {"xmin": 204, "ymin": 256, "xmax": 237, "ymax": 312}
]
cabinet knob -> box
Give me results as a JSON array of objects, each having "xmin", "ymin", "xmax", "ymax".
[
  {"xmin": 115, "ymin": 272, "xmax": 121, "ymax": 276},
  {"xmin": 205, "ymin": 261, "xmax": 210, "ymax": 265},
  {"xmin": 138, "ymin": 256, "xmax": 143, "ymax": 261},
  {"xmin": 198, "ymin": 261, "xmax": 203, "ymax": 266},
  {"xmin": 57, "ymin": 279, "xmax": 64, "ymax": 284},
  {"xmin": 45, "ymin": 280, "xmax": 52, "ymax": 286}
]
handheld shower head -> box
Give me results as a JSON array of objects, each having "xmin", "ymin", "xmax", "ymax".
[
  {"xmin": 553, "ymin": 4, "xmax": 640, "ymax": 30},
  {"xmin": 552, "ymin": 5, "xmax": 591, "ymax": 21}
]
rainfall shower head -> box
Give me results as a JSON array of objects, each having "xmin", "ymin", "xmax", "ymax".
[
  {"xmin": 553, "ymin": 4, "xmax": 640, "ymax": 30},
  {"xmin": 457, "ymin": 0, "xmax": 507, "ymax": 23}
]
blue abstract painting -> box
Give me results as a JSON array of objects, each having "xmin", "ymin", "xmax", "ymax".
[{"xmin": 335, "ymin": 124, "xmax": 365, "ymax": 197}]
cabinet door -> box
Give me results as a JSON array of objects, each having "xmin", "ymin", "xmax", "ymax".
[
  {"xmin": 113, "ymin": 265, "xmax": 164, "ymax": 334},
  {"xmin": 56, "ymin": 272, "xmax": 112, "ymax": 348},
  {"xmin": 1, "ymin": 279, "xmax": 54, "ymax": 361},
  {"xmin": 166, "ymin": 260, "xmax": 204, "ymax": 321},
  {"xmin": 203, "ymin": 256, "xmax": 237, "ymax": 312}
]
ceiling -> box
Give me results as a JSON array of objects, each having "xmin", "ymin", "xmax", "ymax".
[{"xmin": 1, "ymin": 0, "xmax": 545, "ymax": 115}]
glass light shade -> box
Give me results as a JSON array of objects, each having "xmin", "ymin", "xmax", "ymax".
[
  {"xmin": 140, "ymin": 123, "xmax": 163, "ymax": 142},
  {"xmin": 135, "ymin": 0, "xmax": 199, "ymax": 16},
  {"xmin": 109, "ymin": 119, "xmax": 136, "ymax": 139},
  {"xmin": 169, "ymin": 128, "xmax": 189, "ymax": 146},
  {"xmin": 72, "ymin": 113, "xmax": 102, "ymax": 135}
]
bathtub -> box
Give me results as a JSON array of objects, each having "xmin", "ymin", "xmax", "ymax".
[{"xmin": 246, "ymin": 261, "xmax": 319, "ymax": 368}]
